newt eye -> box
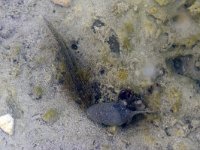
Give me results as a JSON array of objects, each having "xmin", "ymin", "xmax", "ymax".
[
  {"xmin": 71, "ymin": 41, "xmax": 78, "ymax": 50},
  {"xmin": 118, "ymin": 89, "xmax": 133, "ymax": 101},
  {"xmin": 118, "ymin": 89, "xmax": 145, "ymax": 111}
]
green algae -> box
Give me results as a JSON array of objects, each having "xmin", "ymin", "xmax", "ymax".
[
  {"xmin": 42, "ymin": 108, "xmax": 59, "ymax": 123},
  {"xmin": 122, "ymin": 36, "xmax": 132, "ymax": 50},
  {"xmin": 33, "ymin": 86, "xmax": 44, "ymax": 99},
  {"xmin": 123, "ymin": 21, "xmax": 134, "ymax": 34},
  {"xmin": 167, "ymin": 87, "xmax": 182, "ymax": 113},
  {"xmin": 119, "ymin": 21, "xmax": 134, "ymax": 51},
  {"xmin": 117, "ymin": 68, "xmax": 128, "ymax": 81},
  {"xmin": 147, "ymin": 91, "xmax": 162, "ymax": 111},
  {"xmin": 147, "ymin": 6, "xmax": 168, "ymax": 22}
]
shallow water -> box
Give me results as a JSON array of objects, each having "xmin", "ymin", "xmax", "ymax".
[{"xmin": 0, "ymin": 0, "xmax": 200, "ymax": 149}]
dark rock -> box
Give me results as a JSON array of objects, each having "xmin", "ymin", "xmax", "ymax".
[
  {"xmin": 118, "ymin": 89, "xmax": 145, "ymax": 111},
  {"xmin": 91, "ymin": 19, "xmax": 105, "ymax": 33},
  {"xmin": 118, "ymin": 89, "xmax": 134, "ymax": 103},
  {"xmin": 71, "ymin": 41, "xmax": 78, "ymax": 50},
  {"xmin": 171, "ymin": 44, "xmax": 177, "ymax": 49},
  {"xmin": 147, "ymin": 85, "xmax": 154, "ymax": 94},
  {"xmin": 172, "ymin": 57, "xmax": 184, "ymax": 75},
  {"xmin": 164, "ymin": 127, "xmax": 171, "ymax": 136},
  {"xmin": 196, "ymin": 80, "xmax": 200, "ymax": 89},
  {"xmin": 166, "ymin": 55, "xmax": 200, "ymax": 81},
  {"xmin": 99, "ymin": 68, "xmax": 105, "ymax": 75},
  {"xmin": 183, "ymin": 0, "xmax": 196, "ymax": 8},
  {"xmin": 107, "ymin": 34, "xmax": 120, "ymax": 54}
]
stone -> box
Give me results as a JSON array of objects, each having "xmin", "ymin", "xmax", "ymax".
[
  {"xmin": 166, "ymin": 55, "xmax": 200, "ymax": 81},
  {"xmin": 107, "ymin": 31, "xmax": 120, "ymax": 54},
  {"xmin": 107, "ymin": 126, "xmax": 118, "ymax": 135},
  {"xmin": 51, "ymin": 0, "xmax": 71, "ymax": 7},
  {"xmin": 91, "ymin": 19, "xmax": 105, "ymax": 33},
  {"xmin": 0, "ymin": 114, "xmax": 14, "ymax": 135}
]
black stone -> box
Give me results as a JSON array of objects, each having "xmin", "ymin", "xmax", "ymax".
[
  {"xmin": 91, "ymin": 19, "xmax": 105, "ymax": 33},
  {"xmin": 164, "ymin": 127, "xmax": 171, "ymax": 136},
  {"xmin": 118, "ymin": 89, "xmax": 133, "ymax": 101},
  {"xmin": 99, "ymin": 68, "xmax": 105, "ymax": 75},
  {"xmin": 172, "ymin": 57, "xmax": 183, "ymax": 75},
  {"xmin": 71, "ymin": 43, "xmax": 78, "ymax": 50},
  {"xmin": 147, "ymin": 85, "xmax": 154, "ymax": 94},
  {"xmin": 166, "ymin": 55, "xmax": 199, "ymax": 79},
  {"xmin": 171, "ymin": 44, "xmax": 177, "ymax": 48},
  {"xmin": 196, "ymin": 80, "xmax": 200, "ymax": 88},
  {"xmin": 107, "ymin": 34, "xmax": 120, "ymax": 54}
]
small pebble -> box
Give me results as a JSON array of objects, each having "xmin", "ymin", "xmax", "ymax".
[
  {"xmin": 0, "ymin": 114, "xmax": 14, "ymax": 135},
  {"xmin": 107, "ymin": 126, "xmax": 117, "ymax": 135}
]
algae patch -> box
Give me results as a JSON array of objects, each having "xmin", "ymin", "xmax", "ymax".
[
  {"xmin": 143, "ymin": 129, "xmax": 156, "ymax": 145},
  {"xmin": 147, "ymin": 90, "xmax": 162, "ymax": 111},
  {"xmin": 117, "ymin": 69, "xmax": 128, "ymax": 81},
  {"xmin": 119, "ymin": 21, "xmax": 134, "ymax": 51},
  {"xmin": 147, "ymin": 6, "xmax": 167, "ymax": 22},
  {"xmin": 123, "ymin": 21, "xmax": 134, "ymax": 34},
  {"xmin": 42, "ymin": 108, "xmax": 59, "ymax": 123},
  {"xmin": 33, "ymin": 86, "xmax": 44, "ymax": 99},
  {"xmin": 167, "ymin": 87, "xmax": 182, "ymax": 113},
  {"xmin": 122, "ymin": 36, "xmax": 132, "ymax": 50}
]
